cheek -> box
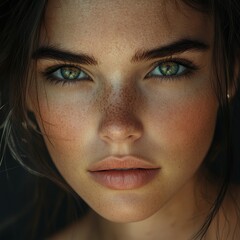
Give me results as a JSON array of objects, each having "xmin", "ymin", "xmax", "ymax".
[
  {"xmin": 146, "ymin": 87, "xmax": 218, "ymax": 164},
  {"xmin": 33, "ymin": 90, "xmax": 96, "ymax": 161},
  {"xmin": 166, "ymin": 100, "xmax": 216, "ymax": 147},
  {"xmin": 33, "ymin": 82, "xmax": 94, "ymax": 140},
  {"xmin": 38, "ymin": 103, "xmax": 86, "ymax": 140}
]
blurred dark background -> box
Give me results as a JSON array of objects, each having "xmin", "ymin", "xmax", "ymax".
[{"xmin": 0, "ymin": 151, "xmax": 36, "ymax": 239}]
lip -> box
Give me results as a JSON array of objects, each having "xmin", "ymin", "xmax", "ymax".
[{"xmin": 88, "ymin": 156, "xmax": 160, "ymax": 190}]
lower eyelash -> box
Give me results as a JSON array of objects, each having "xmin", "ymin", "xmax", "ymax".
[
  {"xmin": 44, "ymin": 75, "xmax": 78, "ymax": 86},
  {"xmin": 146, "ymin": 58, "xmax": 199, "ymax": 81},
  {"xmin": 41, "ymin": 64, "xmax": 87, "ymax": 86}
]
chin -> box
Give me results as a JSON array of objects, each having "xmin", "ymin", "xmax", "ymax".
[
  {"xmin": 91, "ymin": 196, "xmax": 159, "ymax": 223},
  {"xmin": 100, "ymin": 209, "xmax": 156, "ymax": 223}
]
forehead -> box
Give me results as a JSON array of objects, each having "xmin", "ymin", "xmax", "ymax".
[{"xmin": 43, "ymin": 0, "xmax": 213, "ymax": 56}]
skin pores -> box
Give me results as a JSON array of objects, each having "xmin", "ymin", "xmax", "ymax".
[{"xmin": 29, "ymin": 0, "xmax": 218, "ymax": 226}]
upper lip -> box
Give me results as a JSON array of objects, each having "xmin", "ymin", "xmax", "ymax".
[{"xmin": 88, "ymin": 156, "xmax": 160, "ymax": 172}]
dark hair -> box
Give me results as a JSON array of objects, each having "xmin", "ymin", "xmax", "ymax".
[{"xmin": 1, "ymin": 0, "xmax": 240, "ymax": 239}]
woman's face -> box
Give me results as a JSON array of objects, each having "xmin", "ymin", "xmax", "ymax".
[{"xmin": 29, "ymin": 0, "xmax": 218, "ymax": 222}]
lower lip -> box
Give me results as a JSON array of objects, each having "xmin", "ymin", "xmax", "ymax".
[{"xmin": 89, "ymin": 169, "xmax": 159, "ymax": 190}]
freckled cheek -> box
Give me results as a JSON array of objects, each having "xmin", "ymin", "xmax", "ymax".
[
  {"xmin": 35, "ymin": 102, "xmax": 98, "ymax": 168},
  {"xmin": 31, "ymin": 82, "xmax": 99, "ymax": 140},
  {"xmin": 148, "ymin": 96, "xmax": 218, "ymax": 153},
  {"xmin": 35, "ymin": 100, "xmax": 94, "ymax": 144}
]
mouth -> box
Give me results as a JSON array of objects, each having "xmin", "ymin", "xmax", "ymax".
[{"xmin": 88, "ymin": 156, "xmax": 160, "ymax": 190}]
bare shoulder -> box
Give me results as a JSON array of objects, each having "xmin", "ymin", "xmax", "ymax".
[{"xmin": 48, "ymin": 211, "xmax": 96, "ymax": 240}]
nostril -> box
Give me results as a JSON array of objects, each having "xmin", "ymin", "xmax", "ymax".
[
  {"xmin": 99, "ymin": 117, "xmax": 143, "ymax": 143},
  {"xmin": 128, "ymin": 134, "xmax": 138, "ymax": 140}
]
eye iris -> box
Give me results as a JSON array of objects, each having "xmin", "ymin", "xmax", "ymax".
[
  {"xmin": 61, "ymin": 67, "xmax": 80, "ymax": 80},
  {"xmin": 160, "ymin": 62, "xmax": 179, "ymax": 76}
]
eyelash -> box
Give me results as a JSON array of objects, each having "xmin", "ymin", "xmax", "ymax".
[
  {"xmin": 42, "ymin": 58, "xmax": 198, "ymax": 86},
  {"xmin": 146, "ymin": 58, "xmax": 198, "ymax": 81},
  {"xmin": 42, "ymin": 64, "xmax": 90, "ymax": 86}
]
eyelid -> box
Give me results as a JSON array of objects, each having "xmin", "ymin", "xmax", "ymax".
[
  {"xmin": 44, "ymin": 63, "xmax": 86, "ymax": 75},
  {"xmin": 41, "ymin": 63, "xmax": 91, "ymax": 84},
  {"xmin": 146, "ymin": 57, "xmax": 199, "ymax": 79},
  {"xmin": 150, "ymin": 57, "xmax": 198, "ymax": 70}
]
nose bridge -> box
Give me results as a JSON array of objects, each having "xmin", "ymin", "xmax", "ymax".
[
  {"xmin": 98, "ymin": 83, "xmax": 143, "ymax": 143},
  {"xmin": 108, "ymin": 83, "xmax": 136, "ymax": 113}
]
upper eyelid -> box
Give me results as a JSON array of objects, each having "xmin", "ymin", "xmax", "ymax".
[
  {"xmin": 151, "ymin": 57, "xmax": 196, "ymax": 68},
  {"xmin": 45, "ymin": 64, "xmax": 83, "ymax": 73},
  {"xmin": 44, "ymin": 63, "xmax": 92, "ymax": 77},
  {"xmin": 146, "ymin": 56, "xmax": 200, "ymax": 78},
  {"xmin": 147, "ymin": 58, "xmax": 198, "ymax": 75},
  {"xmin": 43, "ymin": 56, "xmax": 195, "ymax": 69},
  {"xmin": 41, "ymin": 64, "xmax": 92, "ymax": 83}
]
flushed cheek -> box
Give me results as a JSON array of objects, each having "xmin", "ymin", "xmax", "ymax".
[
  {"xmin": 34, "ymin": 97, "xmax": 96, "ymax": 157},
  {"xmin": 147, "ymin": 93, "xmax": 218, "ymax": 162},
  {"xmin": 39, "ymin": 106, "xmax": 83, "ymax": 137}
]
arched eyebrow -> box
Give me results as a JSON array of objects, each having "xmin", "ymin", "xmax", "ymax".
[
  {"xmin": 131, "ymin": 39, "xmax": 209, "ymax": 62},
  {"xmin": 32, "ymin": 39, "xmax": 209, "ymax": 65},
  {"xmin": 32, "ymin": 45, "xmax": 98, "ymax": 65}
]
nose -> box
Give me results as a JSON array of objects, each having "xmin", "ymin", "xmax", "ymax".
[
  {"xmin": 99, "ymin": 114, "xmax": 143, "ymax": 143},
  {"xmin": 98, "ymin": 96, "xmax": 143, "ymax": 144}
]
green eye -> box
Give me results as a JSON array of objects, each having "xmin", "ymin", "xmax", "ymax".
[
  {"xmin": 61, "ymin": 67, "xmax": 81, "ymax": 80},
  {"xmin": 49, "ymin": 66, "xmax": 89, "ymax": 81},
  {"xmin": 148, "ymin": 62, "xmax": 187, "ymax": 78},
  {"xmin": 159, "ymin": 62, "xmax": 180, "ymax": 76}
]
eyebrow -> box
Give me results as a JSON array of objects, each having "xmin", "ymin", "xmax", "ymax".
[
  {"xmin": 32, "ymin": 39, "xmax": 209, "ymax": 65},
  {"xmin": 131, "ymin": 39, "xmax": 209, "ymax": 62},
  {"xmin": 32, "ymin": 46, "xmax": 98, "ymax": 65}
]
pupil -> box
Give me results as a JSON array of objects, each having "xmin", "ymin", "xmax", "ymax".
[
  {"xmin": 61, "ymin": 67, "xmax": 80, "ymax": 79},
  {"xmin": 160, "ymin": 62, "xmax": 179, "ymax": 76}
]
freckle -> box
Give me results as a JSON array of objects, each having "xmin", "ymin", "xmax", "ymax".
[
  {"xmin": 98, "ymin": 84, "xmax": 111, "ymax": 112},
  {"xmin": 97, "ymin": 82, "xmax": 143, "ymax": 127}
]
